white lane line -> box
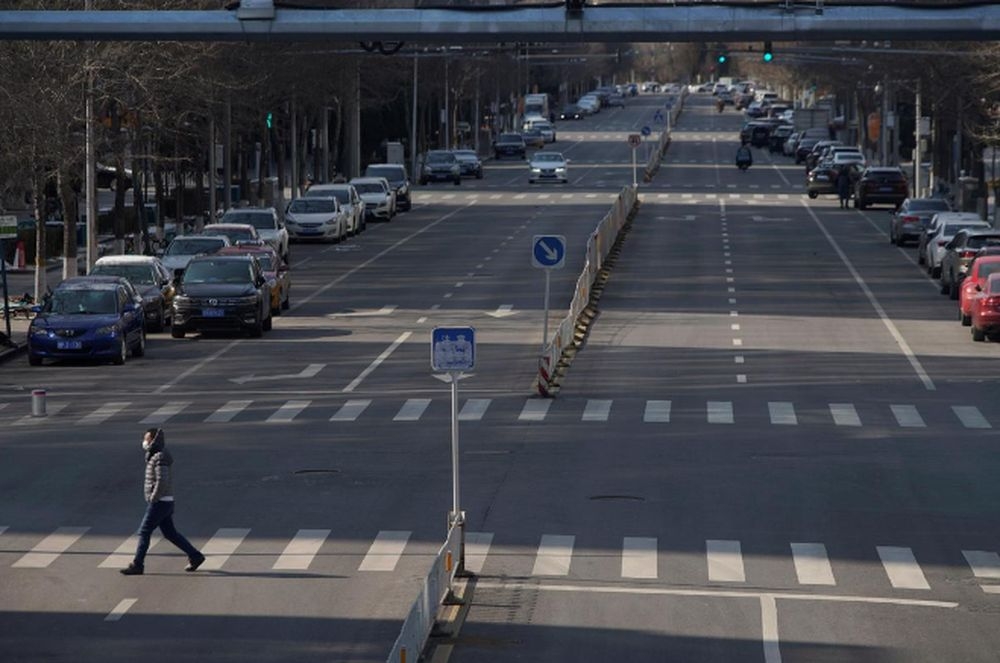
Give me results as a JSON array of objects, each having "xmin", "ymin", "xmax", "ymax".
[
  {"xmin": 273, "ymin": 529, "xmax": 331, "ymax": 570},
  {"xmin": 104, "ymin": 598, "xmax": 138, "ymax": 623},
  {"xmin": 394, "ymin": 398, "xmax": 431, "ymax": 422},
  {"xmin": 735, "ymin": 356, "xmax": 745, "ymax": 364},
  {"xmin": 140, "ymin": 401, "xmax": 190, "ymax": 425},
  {"xmin": 519, "ymin": 400, "xmax": 551, "ymax": 422},
  {"xmin": 532, "ymin": 534, "xmax": 575, "ymax": 576},
  {"xmin": 359, "ymin": 530, "xmax": 410, "ymax": 571},
  {"xmin": 891, "ymin": 404, "xmax": 926, "ymax": 428},
  {"xmin": 79, "ymin": 401, "xmax": 130, "ymax": 425},
  {"xmin": 829, "ymin": 403, "xmax": 861, "ymax": 427},
  {"xmin": 582, "ymin": 399, "xmax": 612, "ymax": 422},
  {"xmin": 13, "ymin": 527, "xmax": 90, "ymax": 568},
  {"xmin": 489, "ymin": 194, "xmax": 502, "ymax": 200},
  {"xmin": 622, "ymin": 537, "xmax": 658, "ymax": 579},
  {"xmin": 707, "ymin": 539, "xmax": 745, "ymax": 582},
  {"xmin": 953, "ymin": 406, "xmax": 991, "ymax": 429},
  {"xmin": 199, "ymin": 528, "xmax": 250, "ymax": 571},
  {"xmin": 458, "ymin": 398, "xmax": 492, "ymax": 421},
  {"xmin": 769, "ymin": 402, "xmax": 797, "ymax": 426},
  {"xmin": 801, "ymin": 201, "xmax": 935, "ymax": 391},
  {"xmin": 963, "ymin": 550, "xmax": 1000, "ymax": 580},
  {"xmin": 14, "ymin": 402, "xmax": 68, "ymax": 425},
  {"xmin": 342, "ymin": 331, "xmax": 413, "ymax": 393},
  {"xmin": 643, "ymin": 400, "xmax": 671, "ymax": 423},
  {"xmin": 982, "ymin": 586, "xmax": 1000, "ymax": 595},
  {"xmin": 464, "ymin": 532, "xmax": 494, "ymax": 574},
  {"xmin": 417, "ymin": 316, "xmax": 428, "ymax": 324},
  {"xmin": 99, "ymin": 535, "xmax": 162, "ymax": 569},
  {"xmin": 331, "ymin": 399, "xmax": 372, "ymax": 422},
  {"xmin": 266, "ymin": 400, "xmax": 311, "ymax": 423},
  {"xmin": 760, "ymin": 594, "xmax": 783, "ymax": 663},
  {"xmin": 791, "ymin": 543, "xmax": 836, "ymax": 586},
  {"xmin": 736, "ymin": 374, "xmax": 748, "ymax": 384},
  {"xmin": 707, "ymin": 401, "xmax": 734, "ymax": 424},
  {"xmin": 877, "ymin": 546, "xmax": 930, "ymax": 590},
  {"xmin": 205, "ymin": 400, "xmax": 252, "ymax": 423}
]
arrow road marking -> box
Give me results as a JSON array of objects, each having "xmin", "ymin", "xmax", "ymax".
[
  {"xmin": 328, "ymin": 305, "xmax": 397, "ymax": 318},
  {"xmin": 229, "ymin": 363, "xmax": 325, "ymax": 385},
  {"xmin": 486, "ymin": 305, "xmax": 516, "ymax": 318}
]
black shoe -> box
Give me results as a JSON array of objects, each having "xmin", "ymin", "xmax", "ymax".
[
  {"xmin": 185, "ymin": 553, "xmax": 206, "ymax": 572},
  {"xmin": 120, "ymin": 563, "xmax": 144, "ymax": 576}
]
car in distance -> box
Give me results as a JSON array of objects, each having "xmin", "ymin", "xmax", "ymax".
[
  {"xmin": 959, "ymin": 253, "xmax": 1000, "ymax": 326},
  {"xmin": 170, "ymin": 253, "xmax": 272, "ymax": 338},
  {"xmin": 304, "ymin": 183, "xmax": 366, "ymax": 235},
  {"xmin": 889, "ymin": 197, "xmax": 952, "ymax": 246},
  {"xmin": 532, "ymin": 120, "xmax": 557, "ymax": 143},
  {"xmin": 971, "ymin": 272, "xmax": 1000, "ymax": 341},
  {"xmin": 202, "ymin": 222, "xmax": 261, "ymax": 247},
  {"xmin": 284, "ymin": 196, "xmax": 348, "ymax": 243},
  {"xmin": 452, "ymin": 150, "xmax": 484, "ymax": 179},
  {"xmin": 528, "ymin": 151, "xmax": 569, "ymax": 184},
  {"xmin": 938, "ymin": 228, "xmax": 1000, "ymax": 298},
  {"xmin": 363, "ymin": 163, "xmax": 412, "ymax": 211},
  {"xmin": 90, "ymin": 255, "xmax": 175, "ymax": 332},
  {"xmin": 493, "ymin": 133, "xmax": 527, "ymax": 160},
  {"xmin": 160, "ymin": 234, "xmax": 231, "ymax": 280},
  {"xmin": 559, "ymin": 105, "xmax": 583, "ymax": 121},
  {"xmin": 419, "ymin": 150, "xmax": 461, "ymax": 185},
  {"xmin": 28, "ymin": 276, "xmax": 146, "ymax": 366},
  {"xmin": 218, "ymin": 245, "xmax": 290, "ymax": 315},
  {"xmin": 853, "ymin": 167, "xmax": 908, "ymax": 210},
  {"xmin": 522, "ymin": 127, "xmax": 546, "ymax": 149},
  {"xmin": 218, "ymin": 207, "xmax": 289, "ymax": 262}
]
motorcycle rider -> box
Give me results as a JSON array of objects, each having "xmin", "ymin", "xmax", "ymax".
[{"xmin": 735, "ymin": 142, "xmax": 753, "ymax": 170}]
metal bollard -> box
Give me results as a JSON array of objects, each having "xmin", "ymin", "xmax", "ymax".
[{"xmin": 31, "ymin": 389, "xmax": 46, "ymax": 417}]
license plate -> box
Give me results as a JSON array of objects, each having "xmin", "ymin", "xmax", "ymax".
[
  {"xmin": 57, "ymin": 340, "xmax": 82, "ymax": 350},
  {"xmin": 202, "ymin": 308, "xmax": 225, "ymax": 318},
  {"xmin": 879, "ymin": 186, "xmax": 894, "ymax": 192}
]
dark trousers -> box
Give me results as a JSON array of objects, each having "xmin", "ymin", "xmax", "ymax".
[{"xmin": 132, "ymin": 500, "xmax": 201, "ymax": 567}]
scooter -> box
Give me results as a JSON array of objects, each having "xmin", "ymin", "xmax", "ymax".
[{"xmin": 717, "ymin": 99, "xmax": 725, "ymax": 113}]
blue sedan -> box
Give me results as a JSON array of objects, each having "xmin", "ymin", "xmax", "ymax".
[{"xmin": 27, "ymin": 278, "xmax": 146, "ymax": 366}]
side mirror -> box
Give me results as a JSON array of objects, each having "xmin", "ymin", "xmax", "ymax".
[
  {"xmin": 976, "ymin": 284, "xmax": 983, "ymax": 292},
  {"xmin": 256, "ymin": 275, "xmax": 265, "ymax": 287}
]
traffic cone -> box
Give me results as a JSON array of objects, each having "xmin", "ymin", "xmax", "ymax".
[{"xmin": 14, "ymin": 240, "xmax": 25, "ymax": 269}]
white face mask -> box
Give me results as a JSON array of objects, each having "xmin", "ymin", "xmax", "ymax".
[{"xmin": 142, "ymin": 435, "xmax": 153, "ymax": 451}]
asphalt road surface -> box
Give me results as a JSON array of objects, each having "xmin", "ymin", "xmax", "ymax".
[{"xmin": 1, "ymin": 93, "xmax": 999, "ymax": 663}]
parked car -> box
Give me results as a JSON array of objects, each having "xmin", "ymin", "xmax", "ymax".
[
  {"xmin": 970, "ymin": 272, "xmax": 1000, "ymax": 341},
  {"xmin": 202, "ymin": 222, "xmax": 261, "ymax": 246},
  {"xmin": 783, "ymin": 132, "xmax": 801, "ymax": 157},
  {"xmin": 493, "ymin": 132, "xmax": 527, "ymax": 160},
  {"xmin": 920, "ymin": 212, "xmax": 990, "ymax": 278},
  {"xmin": 349, "ymin": 177, "xmax": 397, "ymax": 221},
  {"xmin": 806, "ymin": 162, "xmax": 862, "ymax": 199},
  {"xmin": 522, "ymin": 127, "xmax": 546, "ymax": 149},
  {"xmin": 363, "ymin": 163, "xmax": 412, "ymax": 211},
  {"xmin": 170, "ymin": 253, "xmax": 272, "ymax": 338},
  {"xmin": 938, "ymin": 228, "xmax": 1000, "ymax": 298},
  {"xmin": 217, "ymin": 245, "xmax": 290, "ymax": 315},
  {"xmin": 284, "ymin": 196, "xmax": 348, "ymax": 243},
  {"xmin": 304, "ymin": 183, "xmax": 366, "ymax": 235},
  {"xmin": 419, "ymin": 150, "xmax": 461, "ymax": 185},
  {"xmin": 452, "ymin": 150, "xmax": 484, "ymax": 179},
  {"xmin": 218, "ymin": 207, "xmax": 289, "ymax": 262},
  {"xmin": 160, "ymin": 234, "xmax": 232, "ymax": 280},
  {"xmin": 768, "ymin": 125, "xmax": 794, "ymax": 153},
  {"xmin": 853, "ymin": 167, "xmax": 908, "ymax": 210},
  {"xmin": 528, "ymin": 151, "xmax": 569, "ymax": 184},
  {"xmin": 804, "ymin": 141, "xmax": 843, "ymax": 172},
  {"xmin": 959, "ymin": 252, "xmax": 1000, "ymax": 326},
  {"xmin": 27, "ymin": 276, "xmax": 146, "ymax": 366},
  {"xmin": 90, "ymin": 255, "xmax": 175, "ymax": 332},
  {"xmin": 889, "ymin": 197, "xmax": 952, "ymax": 246}
]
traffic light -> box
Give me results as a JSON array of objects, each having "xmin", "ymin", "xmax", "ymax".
[
  {"xmin": 763, "ymin": 41, "xmax": 774, "ymax": 62},
  {"xmin": 717, "ymin": 52, "xmax": 728, "ymax": 65},
  {"xmin": 266, "ymin": 112, "xmax": 273, "ymax": 129}
]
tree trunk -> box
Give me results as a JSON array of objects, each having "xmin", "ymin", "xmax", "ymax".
[
  {"xmin": 59, "ymin": 168, "xmax": 78, "ymax": 279},
  {"xmin": 32, "ymin": 174, "xmax": 47, "ymax": 301}
]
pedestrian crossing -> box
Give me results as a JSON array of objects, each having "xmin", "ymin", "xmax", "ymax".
[
  {"xmin": 409, "ymin": 191, "xmax": 803, "ymax": 205},
  {"xmin": 1, "ymin": 397, "xmax": 996, "ymax": 430},
  {"xmin": 2, "ymin": 525, "xmax": 998, "ymax": 595}
]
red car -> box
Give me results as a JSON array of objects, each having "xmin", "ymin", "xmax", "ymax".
[
  {"xmin": 970, "ymin": 273, "xmax": 1000, "ymax": 341},
  {"xmin": 959, "ymin": 254, "xmax": 1000, "ymax": 326}
]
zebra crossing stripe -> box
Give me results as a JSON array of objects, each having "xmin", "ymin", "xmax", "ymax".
[
  {"xmin": 963, "ymin": 550, "xmax": 1000, "ymax": 581},
  {"xmin": 206, "ymin": 400, "xmax": 252, "ymax": 423},
  {"xmin": 0, "ymin": 403, "xmax": 8, "ymax": 412},
  {"xmin": 458, "ymin": 399, "xmax": 492, "ymax": 422},
  {"xmin": 891, "ymin": 405, "xmax": 926, "ymax": 428},
  {"xmin": 707, "ymin": 539, "xmax": 745, "ymax": 582},
  {"xmin": 80, "ymin": 402, "xmax": 130, "ymax": 425},
  {"xmin": 99, "ymin": 535, "xmax": 162, "ymax": 569},
  {"xmin": 791, "ymin": 543, "xmax": 836, "ymax": 586},
  {"xmin": 622, "ymin": 537, "xmax": 658, "ymax": 579},
  {"xmin": 140, "ymin": 401, "xmax": 190, "ymax": 425},
  {"xmin": 394, "ymin": 399, "xmax": 431, "ymax": 422},
  {"xmin": 464, "ymin": 532, "xmax": 494, "ymax": 574},
  {"xmin": 13, "ymin": 527, "xmax": 90, "ymax": 568},
  {"xmin": 199, "ymin": 528, "xmax": 251, "ymax": 571},
  {"xmin": 830, "ymin": 403, "xmax": 861, "ymax": 427},
  {"xmin": 877, "ymin": 546, "xmax": 930, "ymax": 590},
  {"xmin": 331, "ymin": 399, "xmax": 372, "ymax": 422},
  {"xmin": 582, "ymin": 399, "xmax": 612, "ymax": 422},
  {"xmin": 267, "ymin": 400, "xmax": 311, "ymax": 423},
  {"xmin": 953, "ymin": 406, "xmax": 991, "ymax": 429},
  {"xmin": 643, "ymin": 400, "xmax": 671, "ymax": 423},
  {"xmin": 519, "ymin": 400, "xmax": 550, "ymax": 422},
  {"xmin": 707, "ymin": 401, "xmax": 734, "ymax": 424},
  {"xmin": 14, "ymin": 402, "xmax": 68, "ymax": 425},
  {"xmin": 273, "ymin": 529, "xmax": 331, "ymax": 570},
  {"xmin": 532, "ymin": 535, "xmax": 575, "ymax": 576},
  {"xmin": 489, "ymin": 194, "xmax": 502, "ymax": 199},
  {"xmin": 768, "ymin": 402, "xmax": 797, "ymax": 426},
  {"xmin": 104, "ymin": 598, "xmax": 138, "ymax": 622},
  {"xmin": 359, "ymin": 530, "xmax": 410, "ymax": 571}
]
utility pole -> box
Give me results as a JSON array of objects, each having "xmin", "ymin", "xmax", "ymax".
[{"xmin": 914, "ymin": 80, "xmax": 922, "ymax": 198}]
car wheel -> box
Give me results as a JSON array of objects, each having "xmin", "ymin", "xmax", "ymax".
[
  {"xmin": 149, "ymin": 313, "xmax": 164, "ymax": 333},
  {"xmin": 961, "ymin": 312, "xmax": 972, "ymax": 326},
  {"xmin": 857, "ymin": 200, "xmax": 866, "ymax": 210},
  {"xmin": 249, "ymin": 317, "xmax": 263, "ymax": 338},
  {"xmin": 133, "ymin": 331, "xmax": 146, "ymax": 358},
  {"xmin": 419, "ymin": 178, "xmax": 428, "ymax": 185},
  {"xmin": 454, "ymin": 177, "xmax": 461, "ymax": 186},
  {"xmin": 940, "ymin": 277, "xmax": 950, "ymax": 295},
  {"xmin": 973, "ymin": 325, "xmax": 986, "ymax": 342},
  {"xmin": 476, "ymin": 171, "xmax": 483, "ymax": 180},
  {"xmin": 917, "ymin": 250, "xmax": 925, "ymax": 265},
  {"xmin": 28, "ymin": 353, "xmax": 42, "ymax": 366},
  {"xmin": 273, "ymin": 304, "xmax": 281, "ymax": 317},
  {"xmin": 282, "ymin": 292, "xmax": 290, "ymax": 311},
  {"xmin": 171, "ymin": 325, "xmax": 185, "ymax": 339},
  {"xmin": 931, "ymin": 264, "xmax": 941, "ymax": 279},
  {"xmin": 112, "ymin": 337, "xmax": 127, "ymax": 365},
  {"xmin": 808, "ymin": 191, "xmax": 818, "ymax": 199},
  {"xmin": 263, "ymin": 313, "xmax": 273, "ymax": 332}
]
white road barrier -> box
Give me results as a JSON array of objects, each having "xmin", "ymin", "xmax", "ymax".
[{"xmin": 644, "ymin": 89, "xmax": 687, "ymax": 182}]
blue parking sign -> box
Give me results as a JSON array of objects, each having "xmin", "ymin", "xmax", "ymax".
[{"xmin": 432, "ymin": 327, "xmax": 475, "ymax": 371}]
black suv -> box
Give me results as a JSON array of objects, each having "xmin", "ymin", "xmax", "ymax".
[
  {"xmin": 493, "ymin": 133, "xmax": 527, "ymax": 160},
  {"xmin": 170, "ymin": 254, "xmax": 272, "ymax": 338}
]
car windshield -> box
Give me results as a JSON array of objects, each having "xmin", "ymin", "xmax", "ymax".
[
  {"xmin": 165, "ymin": 238, "xmax": 225, "ymax": 256},
  {"xmin": 289, "ymin": 199, "xmax": 337, "ymax": 213},
  {"xmin": 945, "ymin": 223, "xmax": 988, "ymax": 235},
  {"xmin": 910, "ymin": 200, "xmax": 951, "ymax": 212},
  {"xmin": 534, "ymin": 154, "xmax": 564, "ymax": 162},
  {"xmin": 979, "ymin": 262, "xmax": 1000, "ymax": 279},
  {"xmin": 353, "ymin": 182, "xmax": 384, "ymax": 194},
  {"xmin": 453, "ymin": 151, "xmax": 476, "ymax": 160},
  {"xmin": 498, "ymin": 134, "xmax": 521, "ymax": 142},
  {"xmin": 967, "ymin": 236, "xmax": 1000, "ymax": 249},
  {"xmin": 91, "ymin": 264, "xmax": 156, "ymax": 285},
  {"xmin": 365, "ymin": 166, "xmax": 403, "ymax": 180},
  {"xmin": 427, "ymin": 153, "xmax": 452, "ymax": 163},
  {"xmin": 221, "ymin": 213, "xmax": 274, "ymax": 230},
  {"xmin": 48, "ymin": 288, "xmax": 118, "ymax": 315},
  {"xmin": 207, "ymin": 227, "xmax": 255, "ymax": 242},
  {"xmin": 183, "ymin": 260, "xmax": 253, "ymax": 284}
]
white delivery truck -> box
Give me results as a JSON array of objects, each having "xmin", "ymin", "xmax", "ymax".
[{"xmin": 523, "ymin": 93, "xmax": 550, "ymax": 121}]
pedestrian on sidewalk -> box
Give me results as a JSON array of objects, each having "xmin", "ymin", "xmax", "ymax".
[
  {"xmin": 121, "ymin": 428, "xmax": 205, "ymax": 576},
  {"xmin": 836, "ymin": 166, "xmax": 852, "ymax": 209}
]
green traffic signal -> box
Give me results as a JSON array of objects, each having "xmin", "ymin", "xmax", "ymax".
[
  {"xmin": 763, "ymin": 41, "xmax": 773, "ymax": 62},
  {"xmin": 266, "ymin": 112, "xmax": 273, "ymax": 129},
  {"xmin": 717, "ymin": 53, "xmax": 727, "ymax": 64}
]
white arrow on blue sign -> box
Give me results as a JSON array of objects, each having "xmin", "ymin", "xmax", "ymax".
[
  {"xmin": 431, "ymin": 326, "xmax": 475, "ymax": 371},
  {"xmin": 641, "ymin": 126, "xmax": 651, "ymax": 136},
  {"xmin": 532, "ymin": 235, "xmax": 566, "ymax": 269}
]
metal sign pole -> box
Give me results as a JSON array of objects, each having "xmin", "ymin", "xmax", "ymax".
[
  {"xmin": 632, "ymin": 147, "xmax": 637, "ymax": 187},
  {"xmin": 450, "ymin": 369, "xmax": 460, "ymax": 522},
  {"xmin": 1, "ymin": 238, "xmax": 10, "ymax": 340},
  {"xmin": 542, "ymin": 269, "xmax": 551, "ymax": 351}
]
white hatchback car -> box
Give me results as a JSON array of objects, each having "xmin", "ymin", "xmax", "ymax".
[
  {"xmin": 284, "ymin": 196, "xmax": 349, "ymax": 243},
  {"xmin": 305, "ymin": 183, "xmax": 366, "ymax": 235},
  {"xmin": 349, "ymin": 177, "xmax": 397, "ymax": 222},
  {"xmin": 922, "ymin": 212, "xmax": 990, "ymax": 278}
]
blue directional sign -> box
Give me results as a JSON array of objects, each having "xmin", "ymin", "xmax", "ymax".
[
  {"xmin": 653, "ymin": 110, "xmax": 664, "ymax": 124},
  {"xmin": 532, "ymin": 235, "xmax": 566, "ymax": 269},
  {"xmin": 641, "ymin": 125, "xmax": 652, "ymax": 137},
  {"xmin": 431, "ymin": 326, "xmax": 475, "ymax": 371}
]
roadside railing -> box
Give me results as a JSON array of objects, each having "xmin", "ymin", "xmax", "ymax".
[{"xmin": 643, "ymin": 88, "xmax": 686, "ymax": 182}]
